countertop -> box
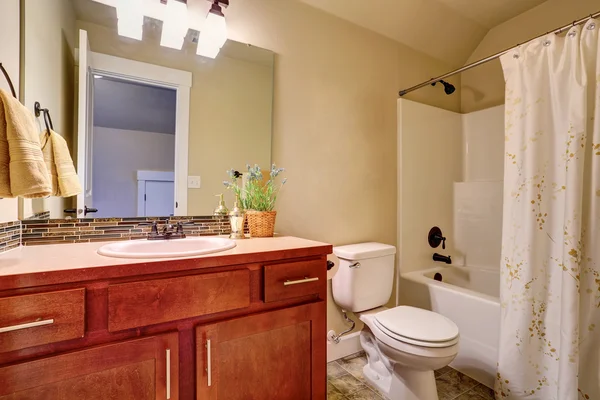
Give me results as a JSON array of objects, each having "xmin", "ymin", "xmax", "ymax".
[{"xmin": 0, "ymin": 236, "xmax": 332, "ymax": 291}]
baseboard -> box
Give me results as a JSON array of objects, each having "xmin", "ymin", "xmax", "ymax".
[{"xmin": 327, "ymin": 331, "xmax": 362, "ymax": 362}]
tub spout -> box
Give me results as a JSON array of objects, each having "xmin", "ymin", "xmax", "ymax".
[{"xmin": 433, "ymin": 253, "xmax": 452, "ymax": 264}]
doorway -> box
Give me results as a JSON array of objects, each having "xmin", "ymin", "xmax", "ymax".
[
  {"xmin": 91, "ymin": 75, "xmax": 176, "ymax": 218},
  {"xmin": 136, "ymin": 171, "xmax": 175, "ymax": 217}
]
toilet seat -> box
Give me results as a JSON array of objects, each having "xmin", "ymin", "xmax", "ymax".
[
  {"xmin": 374, "ymin": 319, "xmax": 459, "ymax": 348},
  {"xmin": 373, "ymin": 306, "xmax": 459, "ymax": 348},
  {"xmin": 360, "ymin": 312, "xmax": 459, "ymax": 359}
]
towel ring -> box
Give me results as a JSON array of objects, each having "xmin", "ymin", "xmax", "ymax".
[
  {"xmin": 43, "ymin": 108, "xmax": 54, "ymax": 131},
  {"xmin": 35, "ymin": 101, "xmax": 54, "ymax": 150},
  {"xmin": 34, "ymin": 101, "xmax": 45, "ymax": 118},
  {"xmin": 0, "ymin": 63, "xmax": 17, "ymax": 98}
]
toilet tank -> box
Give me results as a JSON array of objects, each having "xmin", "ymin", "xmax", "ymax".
[{"xmin": 332, "ymin": 242, "xmax": 396, "ymax": 313}]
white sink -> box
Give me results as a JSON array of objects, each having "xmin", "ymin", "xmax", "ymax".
[{"xmin": 97, "ymin": 237, "xmax": 236, "ymax": 259}]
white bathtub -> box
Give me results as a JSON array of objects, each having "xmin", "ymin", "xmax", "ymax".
[{"xmin": 399, "ymin": 266, "xmax": 500, "ymax": 388}]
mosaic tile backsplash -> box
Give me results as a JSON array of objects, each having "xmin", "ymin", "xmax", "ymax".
[
  {"xmin": 19, "ymin": 216, "xmax": 238, "ymax": 246},
  {"xmin": 0, "ymin": 221, "xmax": 21, "ymax": 254},
  {"xmin": 23, "ymin": 211, "xmax": 51, "ymax": 220}
]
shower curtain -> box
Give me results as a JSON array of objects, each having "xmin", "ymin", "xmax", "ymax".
[{"xmin": 497, "ymin": 19, "xmax": 600, "ymax": 400}]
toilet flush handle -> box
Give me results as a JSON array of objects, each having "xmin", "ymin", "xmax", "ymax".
[{"xmin": 349, "ymin": 262, "xmax": 361, "ymax": 269}]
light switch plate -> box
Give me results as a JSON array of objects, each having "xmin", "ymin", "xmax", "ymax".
[{"xmin": 187, "ymin": 176, "xmax": 201, "ymax": 189}]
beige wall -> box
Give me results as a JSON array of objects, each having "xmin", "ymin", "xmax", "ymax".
[
  {"xmin": 21, "ymin": 0, "xmax": 76, "ymax": 218},
  {"xmin": 461, "ymin": 0, "xmax": 599, "ymax": 112},
  {"xmin": 223, "ymin": 0, "xmax": 461, "ymax": 334},
  {"xmin": 188, "ymin": 56, "xmax": 272, "ymax": 215},
  {"xmin": 79, "ymin": 21, "xmax": 273, "ymax": 216}
]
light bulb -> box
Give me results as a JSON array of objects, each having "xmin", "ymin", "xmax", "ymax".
[
  {"xmin": 116, "ymin": 0, "xmax": 143, "ymax": 40},
  {"xmin": 197, "ymin": 43, "xmax": 221, "ymax": 59},
  {"xmin": 196, "ymin": 6, "xmax": 227, "ymax": 58},
  {"xmin": 160, "ymin": 0, "xmax": 189, "ymax": 50}
]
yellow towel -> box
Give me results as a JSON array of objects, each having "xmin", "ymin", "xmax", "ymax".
[
  {"xmin": 40, "ymin": 129, "xmax": 82, "ymax": 197},
  {"xmin": 0, "ymin": 89, "xmax": 51, "ymax": 198}
]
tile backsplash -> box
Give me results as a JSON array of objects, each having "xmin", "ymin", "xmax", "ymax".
[
  {"xmin": 23, "ymin": 211, "xmax": 51, "ymax": 220},
  {"xmin": 0, "ymin": 221, "xmax": 20, "ymax": 254},
  {"xmin": 19, "ymin": 216, "xmax": 238, "ymax": 246}
]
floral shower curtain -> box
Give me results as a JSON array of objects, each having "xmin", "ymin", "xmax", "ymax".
[{"xmin": 497, "ymin": 19, "xmax": 600, "ymax": 400}]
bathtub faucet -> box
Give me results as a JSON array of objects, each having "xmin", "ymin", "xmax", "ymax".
[{"xmin": 433, "ymin": 253, "xmax": 452, "ymax": 264}]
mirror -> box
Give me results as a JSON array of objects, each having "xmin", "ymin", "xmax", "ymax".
[{"xmin": 20, "ymin": 0, "xmax": 273, "ymax": 220}]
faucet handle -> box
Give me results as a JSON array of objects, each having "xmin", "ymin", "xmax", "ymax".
[
  {"xmin": 175, "ymin": 221, "xmax": 194, "ymax": 233},
  {"xmin": 139, "ymin": 221, "xmax": 159, "ymax": 235},
  {"xmin": 428, "ymin": 226, "xmax": 447, "ymax": 250}
]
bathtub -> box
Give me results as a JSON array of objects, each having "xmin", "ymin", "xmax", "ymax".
[{"xmin": 399, "ymin": 266, "xmax": 500, "ymax": 388}]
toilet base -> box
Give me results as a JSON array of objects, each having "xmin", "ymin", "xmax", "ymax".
[{"xmin": 360, "ymin": 328, "xmax": 441, "ymax": 400}]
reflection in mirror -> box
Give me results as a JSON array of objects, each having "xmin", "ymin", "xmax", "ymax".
[
  {"xmin": 92, "ymin": 77, "xmax": 177, "ymax": 218},
  {"xmin": 20, "ymin": 0, "xmax": 273, "ymax": 220}
]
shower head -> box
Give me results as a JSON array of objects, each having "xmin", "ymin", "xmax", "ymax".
[{"xmin": 431, "ymin": 80, "xmax": 455, "ymax": 95}]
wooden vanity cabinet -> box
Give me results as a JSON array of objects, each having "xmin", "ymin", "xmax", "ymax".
[
  {"xmin": 0, "ymin": 332, "xmax": 178, "ymax": 400},
  {"xmin": 0, "ymin": 245, "xmax": 330, "ymax": 400},
  {"xmin": 196, "ymin": 301, "xmax": 325, "ymax": 400}
]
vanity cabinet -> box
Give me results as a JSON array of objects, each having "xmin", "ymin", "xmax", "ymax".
[
  {"xmin": 196, "ymin": 301, "xmax": 325, "ymax": 400},
  {"xmin": 0, "ymin": 288, "xmax": 85, "ymax": 353},
  {"xmin": 0, "ymin": 238, "xmax": 331, "ymax": 400},
  {"xmin": 107, "ymin": 269, "xmax": 251, "ymax": 332},
  {"xmin": 0, "ymin": 333, "xmax": 178, "ymax": 400}
]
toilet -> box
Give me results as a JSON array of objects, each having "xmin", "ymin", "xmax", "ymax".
[{"xmin": 332, "ymin": 242, "xmax": 459, "ymax": 400}]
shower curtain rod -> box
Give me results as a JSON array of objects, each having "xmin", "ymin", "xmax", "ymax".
[{"xmin": 398, "ymin": 10, "xmax": 600, "ymax": 97}]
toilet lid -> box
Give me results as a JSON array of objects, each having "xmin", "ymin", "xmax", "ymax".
[{"xmin": 374, "ymin": 306, "xmax": 459, "ymax": 343}]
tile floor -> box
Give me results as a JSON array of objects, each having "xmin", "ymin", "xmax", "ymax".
[{"xmin": 327, "ymin": 352, "xmax": 495, "ymax": 400}]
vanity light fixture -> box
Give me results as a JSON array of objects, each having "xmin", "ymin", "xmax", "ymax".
[
  {"xmin": 116, "ymin": 0, "xmax": 144, "ymax": 40},
  {"xmin": 197, "ymin": 0, "xmax": 229, "ymax": 59},
  {"xmin": 160, "ymin": 0, "xmax": 189, "ymax": 50},
  {"xmin": 197, "ymin": 44, "xmax": 221, "ymax": 59}
]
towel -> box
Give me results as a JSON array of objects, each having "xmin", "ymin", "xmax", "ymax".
[
  {"xmin": 0, "ymin": 89, "xmax": 51, "ymax": 198},
  {"xmin": 40, "ymin": 129, "xmax": 82, "ymax": 197}
]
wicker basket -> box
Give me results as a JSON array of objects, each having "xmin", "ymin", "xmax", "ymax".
[{"xmin": 246, "ymin": 210, "xmax": 277, "ymax": 237}]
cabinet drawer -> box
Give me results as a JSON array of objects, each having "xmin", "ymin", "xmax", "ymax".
[
  {"xmin": 0, "ymin": 288, "xmax": 85, "ymax": 353},
  {"xmin": 264, "ymin": 260, "xmax": 324, "ymax": 303},
  {"xmin": 108, "ymin": 269, "xmax": 251, "ymax": 332}
]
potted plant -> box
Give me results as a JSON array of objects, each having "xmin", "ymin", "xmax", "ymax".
[{"xmin": 223, "ymin": 164, "xmax": 286, "ymax": 237}]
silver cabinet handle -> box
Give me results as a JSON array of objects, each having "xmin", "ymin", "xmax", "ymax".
[
  {"xmin": 284, "ymin": 277, "xmax": 319, "ymax": 286},
  {"xmin": 0, "ymin": 318, "xmax": 54, "ymax": 333},
  {"xmin": 166, "ymin": 348, "xmax": 171, "ymax": 399},
  {"xmin": 206, "ymin": 339, "xmax": 212, "ymax": 387}
]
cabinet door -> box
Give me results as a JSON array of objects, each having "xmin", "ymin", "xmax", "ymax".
[
  {"xmin": 196, "ymin": 301, "xmax": 326, "ymax": 400},
  {"xmin": 0, "ymin": 333, "xmax": 178, "ymax": 400}
]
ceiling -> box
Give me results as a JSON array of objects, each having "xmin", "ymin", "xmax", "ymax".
[
  {"xmin": 93, "ymin": 76, "xmax": 177, "ymax": 135},
  {"xmin": 297, "ymin": 0, "xmax": 547, "ymax": 66},
  {"xmin": 434, "ymin": 0, "xmax": 548, "ymax": 29},
  {"xmin": 74, "ymin": 0, "xmax": 548, "ymax": 68}
]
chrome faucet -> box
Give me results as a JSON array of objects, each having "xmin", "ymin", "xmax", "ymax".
[{"xmin": 142, "ymin": 220, "xmax": 188, "ymax": 240}]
